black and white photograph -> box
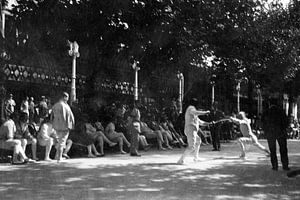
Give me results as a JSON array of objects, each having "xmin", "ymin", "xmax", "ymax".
[{"xmin": 0, "ymin": 0, "xmax": 299, "ymax": 199}]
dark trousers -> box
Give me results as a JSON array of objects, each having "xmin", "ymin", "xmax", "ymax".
[
  {"xmin": 267, "ymin": 137, "xmax": 289, "ymax": 169},
  {"xmin": 130, "ymin": 121, "xmax": 140, "ymax": 154},
  {"xmin": 211, "ymin": 126, "xmax": 220, "ymax": 150},
  {"xmin": 198, "ymin": 129, "xmax": 208, "ymax": 144}
]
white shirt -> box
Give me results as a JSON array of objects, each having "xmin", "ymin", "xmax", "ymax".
[
  {"xmin": 51, "ymin": 100, "xmax": 75, "ymax": 131},
  {"xmin": 0, "ymin": 119, "xmax": 16, "ymax": 140},
  {"xmin": 231, "ymin": 117, "xmax": 253, "ymax": 137},
  {"xmin": 38, "ymin": 122, "xmax": 57, "ymax": 140},
  {"xmin": 6, "ymin": 99, "xmax": 16, "ymax": 113},
  {"xmin": 185, "ymin": 106, "xmax": 208, "ymax": 131}
]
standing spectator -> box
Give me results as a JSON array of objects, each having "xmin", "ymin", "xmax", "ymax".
[
  {"xmin": 51, "ymin": 92, "xmax": 75, "ymax": 162},
  {"xmin": 28, "ymin": 97, "xmax": 35, "ymax": 123},
  {"xmin": 20, "ymin": 96, "xmax": 29, "ymax": 116},
  {"xmin": 46, "ymin": 98, "xmax": 52, "ymax": 111},
  {"xmin": 39, "ymin": 96, "xmax": 48, "ymax": 122},
  {"xmin": 128, "ymin": 100, "xmax": 141, "ymax": 157},
  {"xmin": 262, "ymin": 99, "xmax": 290, "ymax": 171},
  {"xmin": 208, "ymin": 102, "xmax": 225, "ymax": 151},
  {"xmin": 14, "ymin": 112, "xmax": 38, "ymax": 161},
  {"xmin": 5, "ymin": 94, "xmax": 16, "ymax": 119}
]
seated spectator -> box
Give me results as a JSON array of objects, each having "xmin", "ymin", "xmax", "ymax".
[
  {"xmin": 160, "ymin": 117, "xmax": 187, "ymax": 147},
  {"xmin": 146, "ymin": 118, "xmax": 173, "ymax": 150},
  {"xmin": 158, "ymin": 122, "xmax": 175, "ymax": 150},
  {"xmin": 105, "ymin": 121, "xmax": 131, "ymax": 154},
  {"xmin": 37, "ymin": 115, "xmax": 73, "ymax": 161},
  {"xmin": 15, "ymin": 112, "xmax": 38, "ymax": 161},
  {"xmin": 114, "ymin": 104, "xmax": 130, "ymax": 139},
  {"xmin": 70, "ymin": 115, "xmax": 117, "ymax": 158},
  {"xmin": 198, "ymin": 128, "xmax": 210, "ymax": 145},
  {"xmin": 288, "ymin": 119, "xmax": 299, "ymax": 139},
  {"xmin": 138, "ymin": 135, "xmax": 152, "ymax": 151},
  {"xmin": 89, "ymin": 121, "xmax": 118, "ymax": 157},
  {"xmin": 37, "ymin": 116, "xmax": 58, "ymax": 161},
  {"xmin": 0, "ymin": 113, "xmax": 34, "ymax": 164},
  {"xmin": 139, "ymin": 121, "xmax": 167, "ymax": 150}
]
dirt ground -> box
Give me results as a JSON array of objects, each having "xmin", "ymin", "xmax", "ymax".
[{"xmin": 0, "ymin": 140, "xmax": 299, "ymax": 200}]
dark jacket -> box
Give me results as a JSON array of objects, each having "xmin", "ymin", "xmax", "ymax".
[{"xmin": 262, "ymin": 105, "xmax": 289, "ymax": 138}]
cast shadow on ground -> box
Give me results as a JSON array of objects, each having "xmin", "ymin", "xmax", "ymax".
[
  {"xmin": 1, "ymin": 140, "xmax": 299, "ymax": 200},
  {"xmin": 0, "ymin": 154, "xmax": 299, "ymax": 200}
]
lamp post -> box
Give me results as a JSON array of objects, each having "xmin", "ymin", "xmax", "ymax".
[
  {"xmin": 256, "ymin": 85, "xmax": 262, "ymax": 116},
  {"xmin": 177, "ymin": 72, "xmax": 184, "ymax": 114},
  {"xmin": 283, "ymin": 94, "xmax": 289, "ymax": 116},
  {"xmin": 236, "ymin": 77, "xmax": 248, "ymax": 113},
  {"xmin": 68, "ymin": 41, "xmax": 80, "ymax": 105},
  {"xmin": 132, "ymin": 60, "xmax": 140, "ymax": 101},
  {"xmin": 236, "ymin": 80, "xmax": 241, "ymax": 113},
  {"xmin": 210, "ymin": 74, "xmax": 216, "ymax": 108}
]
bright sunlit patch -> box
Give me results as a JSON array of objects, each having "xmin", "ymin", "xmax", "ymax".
[
  {"xmin": 125, "ymin": 188, "xmax": 163, "ymax": 192},
  {"xmin": 89, "ymin": 187, "xmax": 107, "ymax": 191},
  {"xmin": 0, "ymin": 182, "xmax": 18, "ymax": 185},
  {"xmin": 151, "ymin": 178, "xmax": 171, "ymax": 182},
  {"xmin": 114, "ymin": 188, "xmax": 162, "ymax": 192},
  {"xmin": 0, "ymin": 187, "xmax": 9, "ymax": 192},
  {"xmin": 179, "ymin": 173, "xmax": 235, "ymax": 181},
  {"xmin": 215, "ymin": 195, "xmax": 249, "ymax": 200},
  {"xmin": 289, "ymin": 191, "xmax": 300, "ymax": 195},
  {"xmin": 178, "ymin": 174, "xmax": 205, "ymax": 180},
  {"xmin": 243, "ymin": 184, "xmax": 269, "ymax": 188},
  {"xmin": 65, "ymin": 177, "xmax": 84, "ymax": 183},
  {"xmin": 0, "ymin": 166, "xmax": 21, "ymax": 171},
  {"xmin": 90, "ymin": 187, "xmax": 163, "ymax": 192},
  {"xmin": 223, "ymin": 182, "xmax": 234, "ymax": 186},
  {"xmin": 99, "ymin": 173, "xmax": 125, "ymax": 178}
]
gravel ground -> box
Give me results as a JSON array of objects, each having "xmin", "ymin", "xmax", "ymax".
[{"xmin": 0, "ymin": 140, "xmax": 299, "ymax": 200}]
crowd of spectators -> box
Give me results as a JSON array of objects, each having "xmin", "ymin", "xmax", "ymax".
[
  {"xmin": 0, "ymin": 94, "xmax": 190, "ymax": 164},
  {"xmin": 0, "ymin": 92, "xmax": 298, "ymax": 165}
]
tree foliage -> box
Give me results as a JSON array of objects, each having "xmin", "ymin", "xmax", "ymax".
[{"xmin": 2, "ymin": 0, "xmax": 300, "ymax": 109}]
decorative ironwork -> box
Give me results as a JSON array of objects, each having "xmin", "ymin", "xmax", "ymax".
[
  {"xmin": 94, "ymin": 77, "xmax": 145, "ymax": 96},
  {"xmin": 2, "ymin": 64, "xmax": 86, "ymax": 88}
]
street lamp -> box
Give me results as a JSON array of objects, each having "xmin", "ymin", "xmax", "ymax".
[
  {"xmin": 68, "ymin": 40, "xmax": 80, "ymax": 105},
  {"xmin": 132, "ymin": 60, "xmax": 140, "ymax": 101},
  {"xmin": 210, "ymin": 74, "xmax": 216, "ymax": 108},
  {"xmin": 236, "ymin": 77, "xmax": 248, "ymax": 113},
  {"xmin": 256, "ymin": 85, "xmax": 262, "ymax": 116},
  {"xmin": 177, "ymin": 72, "xmax": 184, "ymax": 114},
  {"xmin": 236, "ymin": 80, "xmax": 241, "ymax": 112}
]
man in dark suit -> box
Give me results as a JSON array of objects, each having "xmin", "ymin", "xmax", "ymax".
[
  {"xmin": 208, "ymin": 102, "xmax": 225, "ymax": 151},
  {"xmin": 262, "ymin": 99, "xmax": 289, "ymax": 171}
]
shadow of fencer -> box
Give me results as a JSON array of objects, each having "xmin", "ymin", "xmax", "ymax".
[{"xmin": 287, "ymin": 169, "xmax": 300, "ymax": 178}]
